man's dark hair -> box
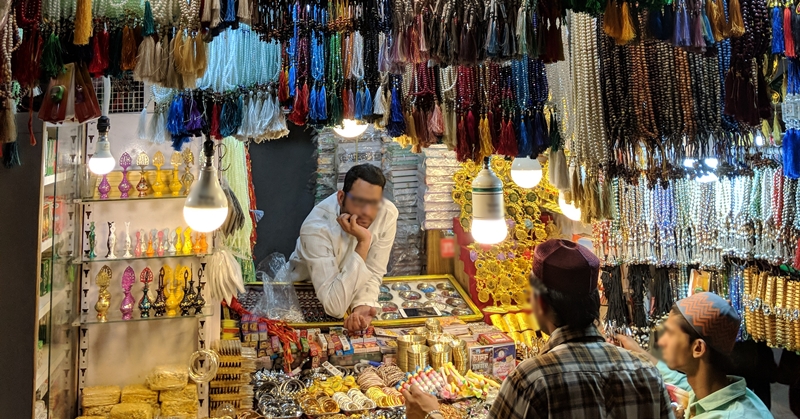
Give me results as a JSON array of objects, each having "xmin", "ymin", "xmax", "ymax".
[
  {"xmin": 670, "ymin": 305, "xmax": 733, "ymax": 373},
  {"xmin": 343, "ymin": 164, "xmax": 386, "ymax": 193},
  {"xmin": 530, "ymin": 275, "xmax": 600, "ymax": 329}
]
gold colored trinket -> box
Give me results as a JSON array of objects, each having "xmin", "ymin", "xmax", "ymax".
[{"xmin": 95, "ymin": 265, "xmax": 112, "ymax": 322}]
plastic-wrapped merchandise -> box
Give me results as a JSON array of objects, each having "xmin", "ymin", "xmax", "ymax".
[
  {"xmin": 417, "ymin": 173, "xmax": 455, "ymax": 185},
  {"xmin": 253, "ymin": 253, "xmax": 304, "ymax": 322},
  {"xmin": 422, "ymin": 202, "xmax": 461, "ymax": 211},
  {"xmin": 108, "ymin": 403, "xmax": 153, "ymax": 419},
  {"xmin": 82, "ymin": 385, "xmax": 121, "ymax": 407},
  {"xmin": 336, "ymin": 140, "xmax": 382, "ymax": 190},
  {"xmin": 160, "ymin": 400, "xmax": 199, "ymax": 417},
  {"xmin": 83, "ymin": 404, "xmax": 116, "ymax": 416},
  {"xmin": 315, "ymin": 129, "xmax": 339, "ymax": 205},
  {"xmin": 419, "ymin": 210, "xmax": 461, "ymax": 222},
  {"xmin": 420, "ymin": 145, "xmax": 456, "ymax": 159},
  {"xmin": 383, "ymin": 136, "xmax": 422, "ymax": 276},
  {"xmin": 76, "ymin": 416, "xmax": 107, "ymax": 419},
  {"xmin": 145, "ymin": 365, "xmax": 188, "ymax": 391},
  {"xmin": 121, "ymin": 385, "xmax": 158, "ymax": 406},
  {"xmin": 159, "ymin": 384, "xmax": 198, "ymax": 403}
]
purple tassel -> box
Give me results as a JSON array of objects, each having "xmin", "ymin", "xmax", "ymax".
[
  {"xmin": 773, "ymin": 6, "xmax": 785, "ymax": 54},
  {"xmin": 186, "ymin": 97, "xmax": 204, "ymax": 131},
  {"xmin": 784, "ymin": 128, "xmax": 800, "ymax": 178},
  {"xmin": 690, "ymin": 10, "xmax": 706, "ymax": 48},
  {"xmin": 532, "ymin": 110, "xmax": 549, "ymax": 156},
  {"xmin": 672, "ymin": 5, "xmax": 690, "ymax": 47}
]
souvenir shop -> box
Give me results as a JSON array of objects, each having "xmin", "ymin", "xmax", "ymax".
[{"xmin": 1, "ymin": 0, "xmax": 799, "ymax": 415}]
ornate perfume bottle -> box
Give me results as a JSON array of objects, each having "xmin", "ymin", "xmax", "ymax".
[
  {"xmin": 138, "ymin": 267, "xmax": 154, "ymax": 318},
  {"xmin": 179, "ymin": 269, "xmax": 194, "ymax": 316},
  {"xmin": 159, "ymin": 229, "xmax": 169, "ymax": 256},
  {"xmin": 106, "ymin": 221, "xmax": 116, "ymax": 259},
  {"xmin": 88, "ymin": 222, "xmax": 97, "ymax": 259},
  {"xmin": 194, "ymin": 267, "xmax": 206, "ymax": 315},
  {"xmin": 181, "ymin": 148, "xmax": 195, "ymax": 195},
  {"xmin": 134, "ymin": 230, "xmax": 142, "ymax": 257},
  {"xmin": 98, "ymin": 172, "xmax": 111, "ymax": 200},
  {"xmin": 153, "ymin": 268, "xmax": 168, "ymax": 317},
  {"xmin": 146, "ymin": 229, "xmax": 156, "ymax": 257},
  {"xmin": 192, "ymin": 232, "xmax": 201, "ymax": 254},
  {"xmin": 169, "ymin": 152, "xmax": 183, "ymax": 196},
  {"xmin": 138, "ymin": 229, "xmax": 147, "ymax": 257},
  {"xmin": 136, "ymin": 152, "xmax": 150, "ymax": 197},
  {"xmin": 182, "ymin": 228, "xmax": 193, "ymax": 255},
  {"xmin": 118, "ymin": 152, "xmax": 132, "ymax": 199},
  {"xmin": 123, "ymin": 222, "xmax": 132, "ymax": 258},
  {"xmin": 120, "ymin": 266, "xmax": 136, "ymax": 320},
  {"xmin": 165, "ymin": 266, "xmax": 182, "ymax": 317},
  {"xmin": 175, "ymin": 227, "xmax": 183, "ymax": 254},
  {"xmin": 198, "ymin": 233, "xmax": 208, "ymax": 254},
  {"xmin": 152, "ymin": 151, "xmax": 166, "ymax": 197},
  {"xmin": 95, "ymin": 265, "xmax": 112, "ymax": 322},
  {"xmin": 168, "ymin": 229, "xmax": 177, "ymax": 254}
]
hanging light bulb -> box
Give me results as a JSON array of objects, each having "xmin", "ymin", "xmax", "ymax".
[
  {"xmin": 471, "ymin": 157, "xmax": 507, "ymax": 245},
  {"xmin": 558, "ymin": 192, "xmax": 582, "ymax": 221},
  {"xmin": 333, "ymin": 119, "xmax": 369, "ymax": 138},
  {"xmin": 88, "ymin": 116, "xmax": 116, "ymax": 175},
  {"xmin": 183, "ymin": 139, "xmax": 229, "ymax": 233},
  {"xmin": 696, "ymin": 157, "xmax": 719, "ymax": 183},
  {"xmin": 510, "ymin": 156, "xmax": 543, "ymax": 189}
]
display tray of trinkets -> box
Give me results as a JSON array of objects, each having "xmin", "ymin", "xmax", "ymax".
[{"xmin": 241, "ymin": 275, "xmax": 483, "ymax": 328}]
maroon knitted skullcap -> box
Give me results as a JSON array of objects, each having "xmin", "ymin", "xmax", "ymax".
[{"xmin": 532, "ymin": 239, "xmax": 600, "ymax": 295}]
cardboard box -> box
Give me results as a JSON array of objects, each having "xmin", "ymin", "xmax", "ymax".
[
  {"xmin": 493, "ymin": 343, "xmax": 516, "ymax": 380},
  {"xmin": 478, "ymin": 332, "xmax": 513, "ymax": 345},
  {"xmin": 469, "ymin": 345, "xmax": 494, "ymax": 376}
]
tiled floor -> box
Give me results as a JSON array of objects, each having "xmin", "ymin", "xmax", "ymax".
[{"xmin": 772, "ymin": 383, "xmax": 797, "ymax": 418}]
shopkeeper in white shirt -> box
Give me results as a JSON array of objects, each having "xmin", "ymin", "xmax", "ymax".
[{"xmin": 289, "ymin": 164, "xmax": 398, "ymax": 332}]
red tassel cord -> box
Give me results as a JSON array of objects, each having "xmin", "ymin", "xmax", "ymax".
[
  {"xmin": 288, "ymin": 82, "xmax": 309, "ymax": 126},
  {"xmin": 223, "ymin": 297, "xmax": 298, "ymax": 371},
  {"xmin": 89, "ymin": 29, "xmax": 110, "ymax": 77},
  {"xmin": 210, "ymin": 102, "xmax": 221, "ymax": 139},
  {"xmin": 456, "ymin": 115, "xmax": 470, "ymax": 161}
]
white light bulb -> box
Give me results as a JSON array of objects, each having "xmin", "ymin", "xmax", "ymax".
[
  {"xmin": 755, "ymin": 133, "xmax": 765, "ymax": 147},
  {"xmin": 471, "ymin": 158, "xmax": 507, "ymax": 245},
  {"xmin": 471, "ymin": 218, "xmax": 508, "ymax": 245},
  {"xmin": 683, "ymin": 158, "xmax": 696, "ymax": 168},
  {"xmin": 333, "ymin": 119, "xmax": 369, "ymax": 138},
  {"xmin": 558, "ymin": 193, "xmax": 582, "ymax": 221},
  {"xmin": 88, "ymin": 131, "xmax": 115, "ymax": 175},
  {"xmin": 183, "ymin": 142, "xmax": 229, "ymax": 233},
  {"xmin": 510, "ymin": 156, "xmax": 543, "ymax": 189}
]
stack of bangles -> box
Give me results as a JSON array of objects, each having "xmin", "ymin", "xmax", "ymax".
[
  {"xmin": 332, "ymin": 389, "xmax": 377, "ymax": 411},
  {"xmin": 365, "ymin": 387, "xmax": 404, "ymax": 408},
  {"xmin": 298, "ymin": 392, "xmax": 340, "ymax": 415},
  {"xmin": 376, "ymin": 364, "xmax": 406, "ymax": 387},
  {"xmin": 357, "ymin": 368, "xmax": 385, "ymax": 390}
]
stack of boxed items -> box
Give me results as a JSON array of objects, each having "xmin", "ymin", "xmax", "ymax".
[
  {"xmin": 315, "ymin": 130, "xmax": 338, "ymax": 204},
  {"xmin": 382, "ymin": 138, "xmax": 422, "ymax": 276},
  {"xmin": 417, "ymin": 145, "xmax": 461, "ymax": 230},
  {"xmin": 335, "ymin": 130, "xmax": 382, "ymax": 191},
  {"xmin": 78, "ymin": 365, "xmax": 198, "ymax": 419}
]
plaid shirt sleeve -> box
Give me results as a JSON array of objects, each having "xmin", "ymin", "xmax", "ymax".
[{"xmin": 489, "ymin": 363, "xmax": 542, "ymax": 419}]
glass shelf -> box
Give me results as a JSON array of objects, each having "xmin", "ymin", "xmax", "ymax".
[
  {"xmin": 77, "ymin": 305, "xmax": 213, "ymax": 325},
  {"xmin": 77, "ymin": 194, "xmax": 187, "ymax": 203},
  {"xmin": 77, "ymin": 252, "xmax": 212, "ymax": 264}
]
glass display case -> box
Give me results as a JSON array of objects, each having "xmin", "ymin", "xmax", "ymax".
[{"xmin": 36, "ymin": 122, "xmax": 81, "ymax": 419}]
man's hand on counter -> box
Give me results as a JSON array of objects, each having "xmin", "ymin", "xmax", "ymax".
[{"xmin": 344, "ymin": 305, "xmax": 377, "ymax": 333}]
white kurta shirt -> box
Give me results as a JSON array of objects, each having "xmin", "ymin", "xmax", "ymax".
[{"xmin": 288, "ymin": 193, "xmax": 398, "ymax": 318}]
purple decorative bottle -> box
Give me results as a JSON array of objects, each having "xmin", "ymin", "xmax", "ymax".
[
  {"xmin": 98, "ymin": 175, "xmax": 111, "ymax": 200},
  {"xmin": 120, "ymin": 266, "xmax": 136, "ymax": 320},
  {"xmin": 118, "ymin": 152, "xmax": 132, "ymax": 199}
]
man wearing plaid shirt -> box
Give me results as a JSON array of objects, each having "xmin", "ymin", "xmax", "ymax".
[{"xmin": 404, "ymin": 239, "xmax": 673, "ymax": 419}]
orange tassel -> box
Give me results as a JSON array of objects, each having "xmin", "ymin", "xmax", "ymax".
[
  {"xmin": 74, "ymin": 0, "xmax": 93, "ymax": 45},
  {"xmin": 728, "ymin": 0, "xmax": 745, "ymax": 37},
  {"xmin": 121, "ymin": 26, "xmax": 138, "ymax": 71},
  {"xmin": 603, "ymin": 0, "xmax": 622, "ymax": 39},
  {"xmin": 706, "ymin": 0, "xmax": 723, "ymax": 41},
  {"xmin": 617, "ymin": 2, "xmax": 636, "ymax": 45}
]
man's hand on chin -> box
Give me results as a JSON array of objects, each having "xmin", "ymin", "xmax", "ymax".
[{"xmin": 344, "ymin": 305, "xmax": 377, "ymax": 333}]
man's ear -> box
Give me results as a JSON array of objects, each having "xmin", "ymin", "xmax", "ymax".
[
  {"xmin": 337, "ymin": 190, "xmax": 345, "ymax": 206},
  {"xmin": 692, "ymin": 339, "xmax": 708, "ymax": 360}
]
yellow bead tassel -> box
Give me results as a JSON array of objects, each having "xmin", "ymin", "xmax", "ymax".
[
  {"xmin": 617, "ymin": 1, "xmax": 637, "ymax": 45},
  {"xmin": 477, "ymin": 114, "xmax": 494, "ymax": 163},
  {"xmin": 194, "ymin": 32, "xmax": 207, "ymax": 79},
  {"xmin": 74, "ymin": 0, "xmax": 93, "ymax": 46}
]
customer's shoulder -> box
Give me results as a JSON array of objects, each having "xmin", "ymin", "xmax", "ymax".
[{"xmin": 514, "ymin": 341, "xmax": 660, "ymax": 378}]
